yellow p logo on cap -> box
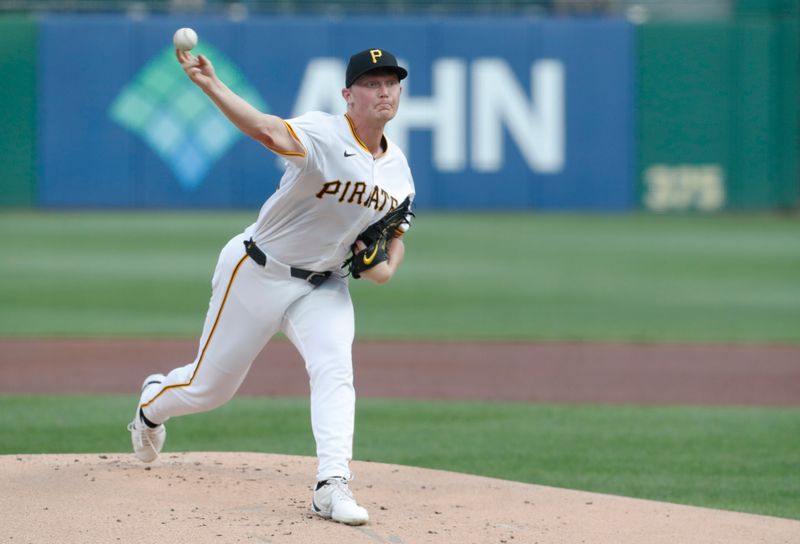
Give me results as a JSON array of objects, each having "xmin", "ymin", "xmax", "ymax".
[{"xmin": 369, "ymin": 49, "xmax": 382, "ymax": 64}]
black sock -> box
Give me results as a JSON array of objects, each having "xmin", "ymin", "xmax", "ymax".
[
  {"xmin": 315, "ymin": 476, "xmax": 347, "ymax": 490},
  {"xmin": 139, "ymin": 408, "xmax": 159, "ymax": 428}
]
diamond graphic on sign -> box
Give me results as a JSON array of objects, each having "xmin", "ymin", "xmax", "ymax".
[{"xmin": 109, "ymin": 44, "xmax": 267, "ymax": 190}]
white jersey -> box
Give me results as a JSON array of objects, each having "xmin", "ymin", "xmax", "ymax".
[{"xmin": 250, "ymin": 111, "xmax": 415, "ymax": 273}]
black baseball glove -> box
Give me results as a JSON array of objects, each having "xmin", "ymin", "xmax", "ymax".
[{"xmin": 344, "ymin": 196, "xmax": 414, "ymax": 278}]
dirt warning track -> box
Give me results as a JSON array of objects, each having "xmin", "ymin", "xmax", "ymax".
[{"xmin": 1, "ymin": 338, "xmax": 799, "ymax": 405}]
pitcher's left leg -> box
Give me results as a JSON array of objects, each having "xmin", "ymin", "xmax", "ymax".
[{"xmin": 283, "ymin": 277, "xmax": 356, "ymax": 482}]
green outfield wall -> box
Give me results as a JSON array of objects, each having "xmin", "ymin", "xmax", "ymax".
[
  {"xmin": 0, "ymin": 16, "xmax": 37, "ymax": 207},
  {"xmin": 637, "ymin": 4, "xmax": 799, "ymax": 211}
]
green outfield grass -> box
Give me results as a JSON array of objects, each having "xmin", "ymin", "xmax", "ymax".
[
  {"xmin": 1, "ymin": 395, "xmax": 798, "ymax": 520},
  {"xmin": 1, "ymin": 211, "xmax": 798, "ymax": 342},
  {"xmin": 2, "ymin": 212, "xmax": 798, "ymax": 522}
]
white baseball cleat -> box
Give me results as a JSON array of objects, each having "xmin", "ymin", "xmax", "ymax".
[
  {"xmin": 311, "ymin": 477, "xmax": 369, "ymax": 525},
  {"xmin": 127, "ymin": 373, "xmax": 167, "ymax": 463}
]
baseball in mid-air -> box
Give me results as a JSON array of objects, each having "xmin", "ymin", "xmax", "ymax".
[{"xmin": 173, "ymin": 27, "xmax": 198, "ymax": 51}]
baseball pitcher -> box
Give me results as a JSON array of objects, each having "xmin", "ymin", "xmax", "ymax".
[{"xmin": 127, "ymin": 47, "xmax": 415, "ymax": 526}]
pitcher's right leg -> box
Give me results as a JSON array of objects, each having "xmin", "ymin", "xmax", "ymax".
[
  {"xmin": 140, "ymin": 250, "xmax": 264, "ymax": 425},
  {"xmin": 129, "ymin": 234, "xmax": 296, "ymax": 460}
]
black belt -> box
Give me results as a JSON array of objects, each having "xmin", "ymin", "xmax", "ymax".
[{"xmin": 244, "ymin": 239, "xmax": 331, "ymax": 287}]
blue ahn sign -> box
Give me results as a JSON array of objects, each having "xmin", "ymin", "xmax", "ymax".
[
  {"xmin": 293, "ymin": 58, "xmax": 568, "ymax": 207},
  {"xmin": 39, "ymin": 16, "xmax": 634, "ymax": 210}
]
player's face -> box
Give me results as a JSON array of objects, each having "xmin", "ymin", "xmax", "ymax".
[{"xmin": 347, "ymin": 72, "xmax": 402, "ymax": 124}]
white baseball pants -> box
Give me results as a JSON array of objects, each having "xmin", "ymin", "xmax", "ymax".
[{"xmin": 140, "ymin": 230, "xmax": 356, "ymax": 481}]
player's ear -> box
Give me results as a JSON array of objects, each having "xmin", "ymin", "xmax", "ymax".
[{"xmin": 341, "ymin": 87, "xmax": 352, "ymax": 105}]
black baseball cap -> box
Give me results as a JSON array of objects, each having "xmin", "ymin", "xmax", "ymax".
[{"xmin": 345, "ymin": 48, "xmax": 408, "ymax": 88}]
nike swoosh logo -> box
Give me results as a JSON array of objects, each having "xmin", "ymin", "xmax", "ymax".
[
  {"xmin": 344, "ymin": 150, "xmax": 356, "ymax": 157},
  {"xmin": 362, "ymin": 243, "xmax": 380, "ymax": 265}
]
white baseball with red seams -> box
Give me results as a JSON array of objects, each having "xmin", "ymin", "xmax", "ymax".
[{"xmin": 172, "ymin": 27, "xmax": 198, "ymax": 51}]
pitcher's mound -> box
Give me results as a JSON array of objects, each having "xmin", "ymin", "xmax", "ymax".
[{"xmin": 1, "ymin": 452, "xmax": 796, "ymax": 543}]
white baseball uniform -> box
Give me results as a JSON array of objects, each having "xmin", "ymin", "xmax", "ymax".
[{"xmin": 140, "ymin": 111, "xmax": 415, "ymax": 481}]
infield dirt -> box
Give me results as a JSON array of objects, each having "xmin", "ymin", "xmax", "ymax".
[{"xmin": 2, "ymin": 452, "xmax": 798, "ymax": 544}]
